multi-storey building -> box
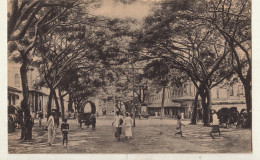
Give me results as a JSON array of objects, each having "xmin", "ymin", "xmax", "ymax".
[
  {"xmin": 145, "ymin": 80, "xmax": 246, "ymax": 119},
  {"xmin": 8, "ymin": 63, "xmax": 66, "ymax": 117}
]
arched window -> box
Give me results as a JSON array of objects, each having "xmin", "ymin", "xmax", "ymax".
[
  {"xmin": 230, "ymin": 86, "xmax": 234, "ymax": 96},
  {"xmin": 14, "ymin": 74, "xmax": 20, "ymax": 88}
]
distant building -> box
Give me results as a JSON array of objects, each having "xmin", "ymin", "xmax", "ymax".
[
  {"xmin": 145, "ymin": 80, "xmax": 246, "ymax": 119},
  {"xmin": 8, "ymin": 63, "xmax": 70, "ymax": 118}
]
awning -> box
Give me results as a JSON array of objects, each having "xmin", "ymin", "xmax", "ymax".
[
  {"xmin": 172, "ymin": 96, "xmax": 199, "ymax": 102},
  {"xmin": 164, "ymin": 103, "xmax": 181, "ymax": 107},
  {"xmin": 147, "ymin": 102, "xmax": 181, "ymax": 108},
  {"xmin": 29, "ymin": 89, "xmax": 48, "ymax": 96},
  {"xmin": 8, "ymin": 86, "xmax": 22, "ymax": 94},
  {"xmin": 147, "ymin": 103, "xmax": 160, "ymax": 108},
  {"xmin": 212, "ymin": 100, "xmax": 246, "ymax": 105}
]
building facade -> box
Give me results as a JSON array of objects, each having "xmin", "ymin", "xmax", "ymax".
[
  {"xmin": 8, "ymin": 63, "xmax": 68, "ymax": 118},
  {"xmin": 145, "ymin": 80, "xmax": 246, "ymax": 119}
]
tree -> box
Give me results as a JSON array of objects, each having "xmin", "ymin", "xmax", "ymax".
[
  {"xmin": 143, "ymin": 59, "xmax": 187, "ymax": 118},
  {"xmin": 36, "ymin": 22, "xmax": 91, "ymax": 118},
  {"xmin": 138, "ymin": 0, "xmax": 236, "ymax": 126},
  {"xmin": 143, "ymin": 59, "xmax": 170, "ymax": 118},
  {"xmin": 200, "ymin": 0, "xmax": 251, "ymax": 125},
  {"xmin": 8, "ymin": 0, "xmax": 77, "ymax": 140},
  {"xmin": 34, "ymin": 4, "xmax": 132, "ymax": 118}
]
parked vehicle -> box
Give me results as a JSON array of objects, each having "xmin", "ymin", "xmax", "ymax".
[
  {"xmin": 77, "ymin": 101, "xmax": 96, "ymax": 128},
  {"xmin": 139, "ymin": 104, "xmax": 150, "ymax": 119},
  {"xmin": 8, "ymin": 105, "xmax": 19, "ymax": 132},
  {"xmin": 8, "ymin": 114, "xmax": 16, "ymax": 132},
  {"xmin": 217, "ymin": 107, "xmax": 239, "ymax": 128},
  {"xmin": 228, "ymin": 107, "xmax": 239, "ymax": 126},
  {"xmin": 217, "ymin": 107, "xmax": 229, "ymax": 127},
  {"xmin": 237, "ymin": 109, "xmax": 250, "ymax": 128}
]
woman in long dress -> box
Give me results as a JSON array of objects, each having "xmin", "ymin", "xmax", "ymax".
[
  {"xmin": 124, "ymin": 112, "xmax": 132, "ymax": 140},
  {"xmin": 47, "ymin": 112, "xmax": 55, "ymax": 146}
]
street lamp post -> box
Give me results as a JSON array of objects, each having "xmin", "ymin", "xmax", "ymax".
[{"xmin": 132, "ymin": 59, "xmax": 136, "ymax": 127}]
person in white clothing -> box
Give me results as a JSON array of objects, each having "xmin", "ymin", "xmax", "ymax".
[
  {"xmin": 112, "ymin": 111, "xmax": 123, "ymax": 141},
  {"xmin": 210, "ymin": 110, "xmax": 221, "ymax": 139},
  {"xmin": 47, "ymin": 112, "xmax": 55, "ymax": 146},
  {"xmin": 124, "ymin": 112, "xmax": 132, "ymax": 140}
]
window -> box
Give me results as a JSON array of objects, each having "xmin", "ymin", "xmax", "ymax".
[
  {"xmin": 230, "ymin": 86, "xmax": 234, "ymax": 96},
  {"xmin": 183, "ymin": 84, "xmax": 187, "ymax": 95},
  {"xmin": 14, "ymin": 74, "xmax": 20, "ymax": 88},
  {"xmin": 238, "ymin": 85, "xmax": 244, "ymax": 95}
]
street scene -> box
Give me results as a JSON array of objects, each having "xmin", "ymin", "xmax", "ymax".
[
  {"xmin": 7, "ymin": 0, "xmax": 252, "ymax": 154},
  {"xmin": 8, "ymin": 116, "xmax": 251, "ymax": 153}
]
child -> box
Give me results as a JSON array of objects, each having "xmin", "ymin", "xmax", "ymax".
[
  {"xmin": 175, "ymin": 115, "xmax": 185, "ymax": 137},
  {"xmin": 61, "ymin": 119, "xmax": 69, "ymax": 148}
]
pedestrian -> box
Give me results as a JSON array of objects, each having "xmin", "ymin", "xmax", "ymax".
[
  {"xmin": 112, "ymin": 111, "xmax": 123, "ymax": 141},
  {"xmin": 210, "ymin": 110, "xmax": 220, "ymax": 139},
  {"xmin": 38, "ymin": 111, "xmax": 43, "ymax": 126},
  {"xmin": 47, "ymin": 112, "xmax": 55, "ymax": 146},
  {"xmin": 52, "ymin": 112, "xmax": 58, "ymax": 142},
  {"xmin": 61, "ymin": 119, "xmax": 69, "ymax": 148},
  {"xmin": 124, "ymin": 112, "xmax": 133, "ymax": 140},
  {"xmin": 53, "ymin": 121, "xmax": 58, "ymax": 143},
  {"xmin": 175, "ymin": 115, "xmax": 185, "ymax": 137},
  {"xmin": 181, "ymin": 112, "xmax": 184, "ymax": 119},
  {"xmin": 90, "ymin": 113, "xmax": 96, "ymax": 129}
]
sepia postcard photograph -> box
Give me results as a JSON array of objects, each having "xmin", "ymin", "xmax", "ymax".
[{"xmin": 1, "ymin": 0, "xmax": 260, "ymax": 159}]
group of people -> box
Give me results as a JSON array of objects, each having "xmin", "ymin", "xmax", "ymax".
[
  {"xmin": 112, "ymin": 111, "xmax": 133, "ymax": 141},
  {"xmin": 44, "ymin": 109, "xmax": 221, "ymax": 148},
  {"xmin": 175, "ymin": 109, "xmax": 221, "ymax": 139},
  {"xmin": 47, "ymin": 112, "xmax": 69, "ymax": 147}
]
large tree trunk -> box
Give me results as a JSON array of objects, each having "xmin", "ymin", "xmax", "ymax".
[
  {"xmin": 20, "ymin": 54, "xmax": 31, "ymax": 140},
  {"xmin": 161, "ymin": 85, "xmax": 166, "ymax": 119},
  {"xmin": 58, "ymin": 89, "xmax": 65, "ymax": 119},
  {"xmin": 53, "ymin": 90, "xmax": 60, "ymax": 112},
  {"xmin": 132, "ymin": 105, "xmax": 136, "ymax": 127},
  {"xmin": 191, "ymin": 91, "xmax": 199, "ymax": 125},
  {"xmin": 200, "ymin": 90, "xmax": 209, "ymax": 126},
  {"xmin": 199, "ymin": 85, "xmax": 212, "ymax": 127},
  {"xmin": 244, "ymin": 82, "xmax": 252, "ymax": 128},
  {"xmin": 68, "ymin": 94, "xmax": 73, "ymax": 112},
  {"xmin": 47, "ymin": 89, "xmax": 55, "ymax": 119},
  {"xmin": 205, "ymin": 86, "xmax": 212, "ymax": 126},
  {"xmin": 53, "ymin": 90, "xmax": 60, "ymax": 126}
]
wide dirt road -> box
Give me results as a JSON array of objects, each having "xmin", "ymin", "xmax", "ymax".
[{"xmin": 8, "ymin": 116, "xmax": 251, "ymax": 153}]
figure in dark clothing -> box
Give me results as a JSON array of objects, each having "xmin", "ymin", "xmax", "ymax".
[
  {"xmin": 38, "ymin": 111, "xmax": 43, "ymax": 126},
  {"xmin": 85, "ymin": 113, "xmax": 91, "ymax": 128},
  {"xmin": 90, "ymin": 113, "xmax": 96, "ymax": 129},
  {"xmin": 61, "ymin": 119, "xmax": 69, "ymax": 148}
]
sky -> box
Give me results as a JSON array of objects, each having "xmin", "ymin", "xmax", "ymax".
[{"xmin": 91, "ymin": 0, "xmax": 156, "ymax": 20}]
